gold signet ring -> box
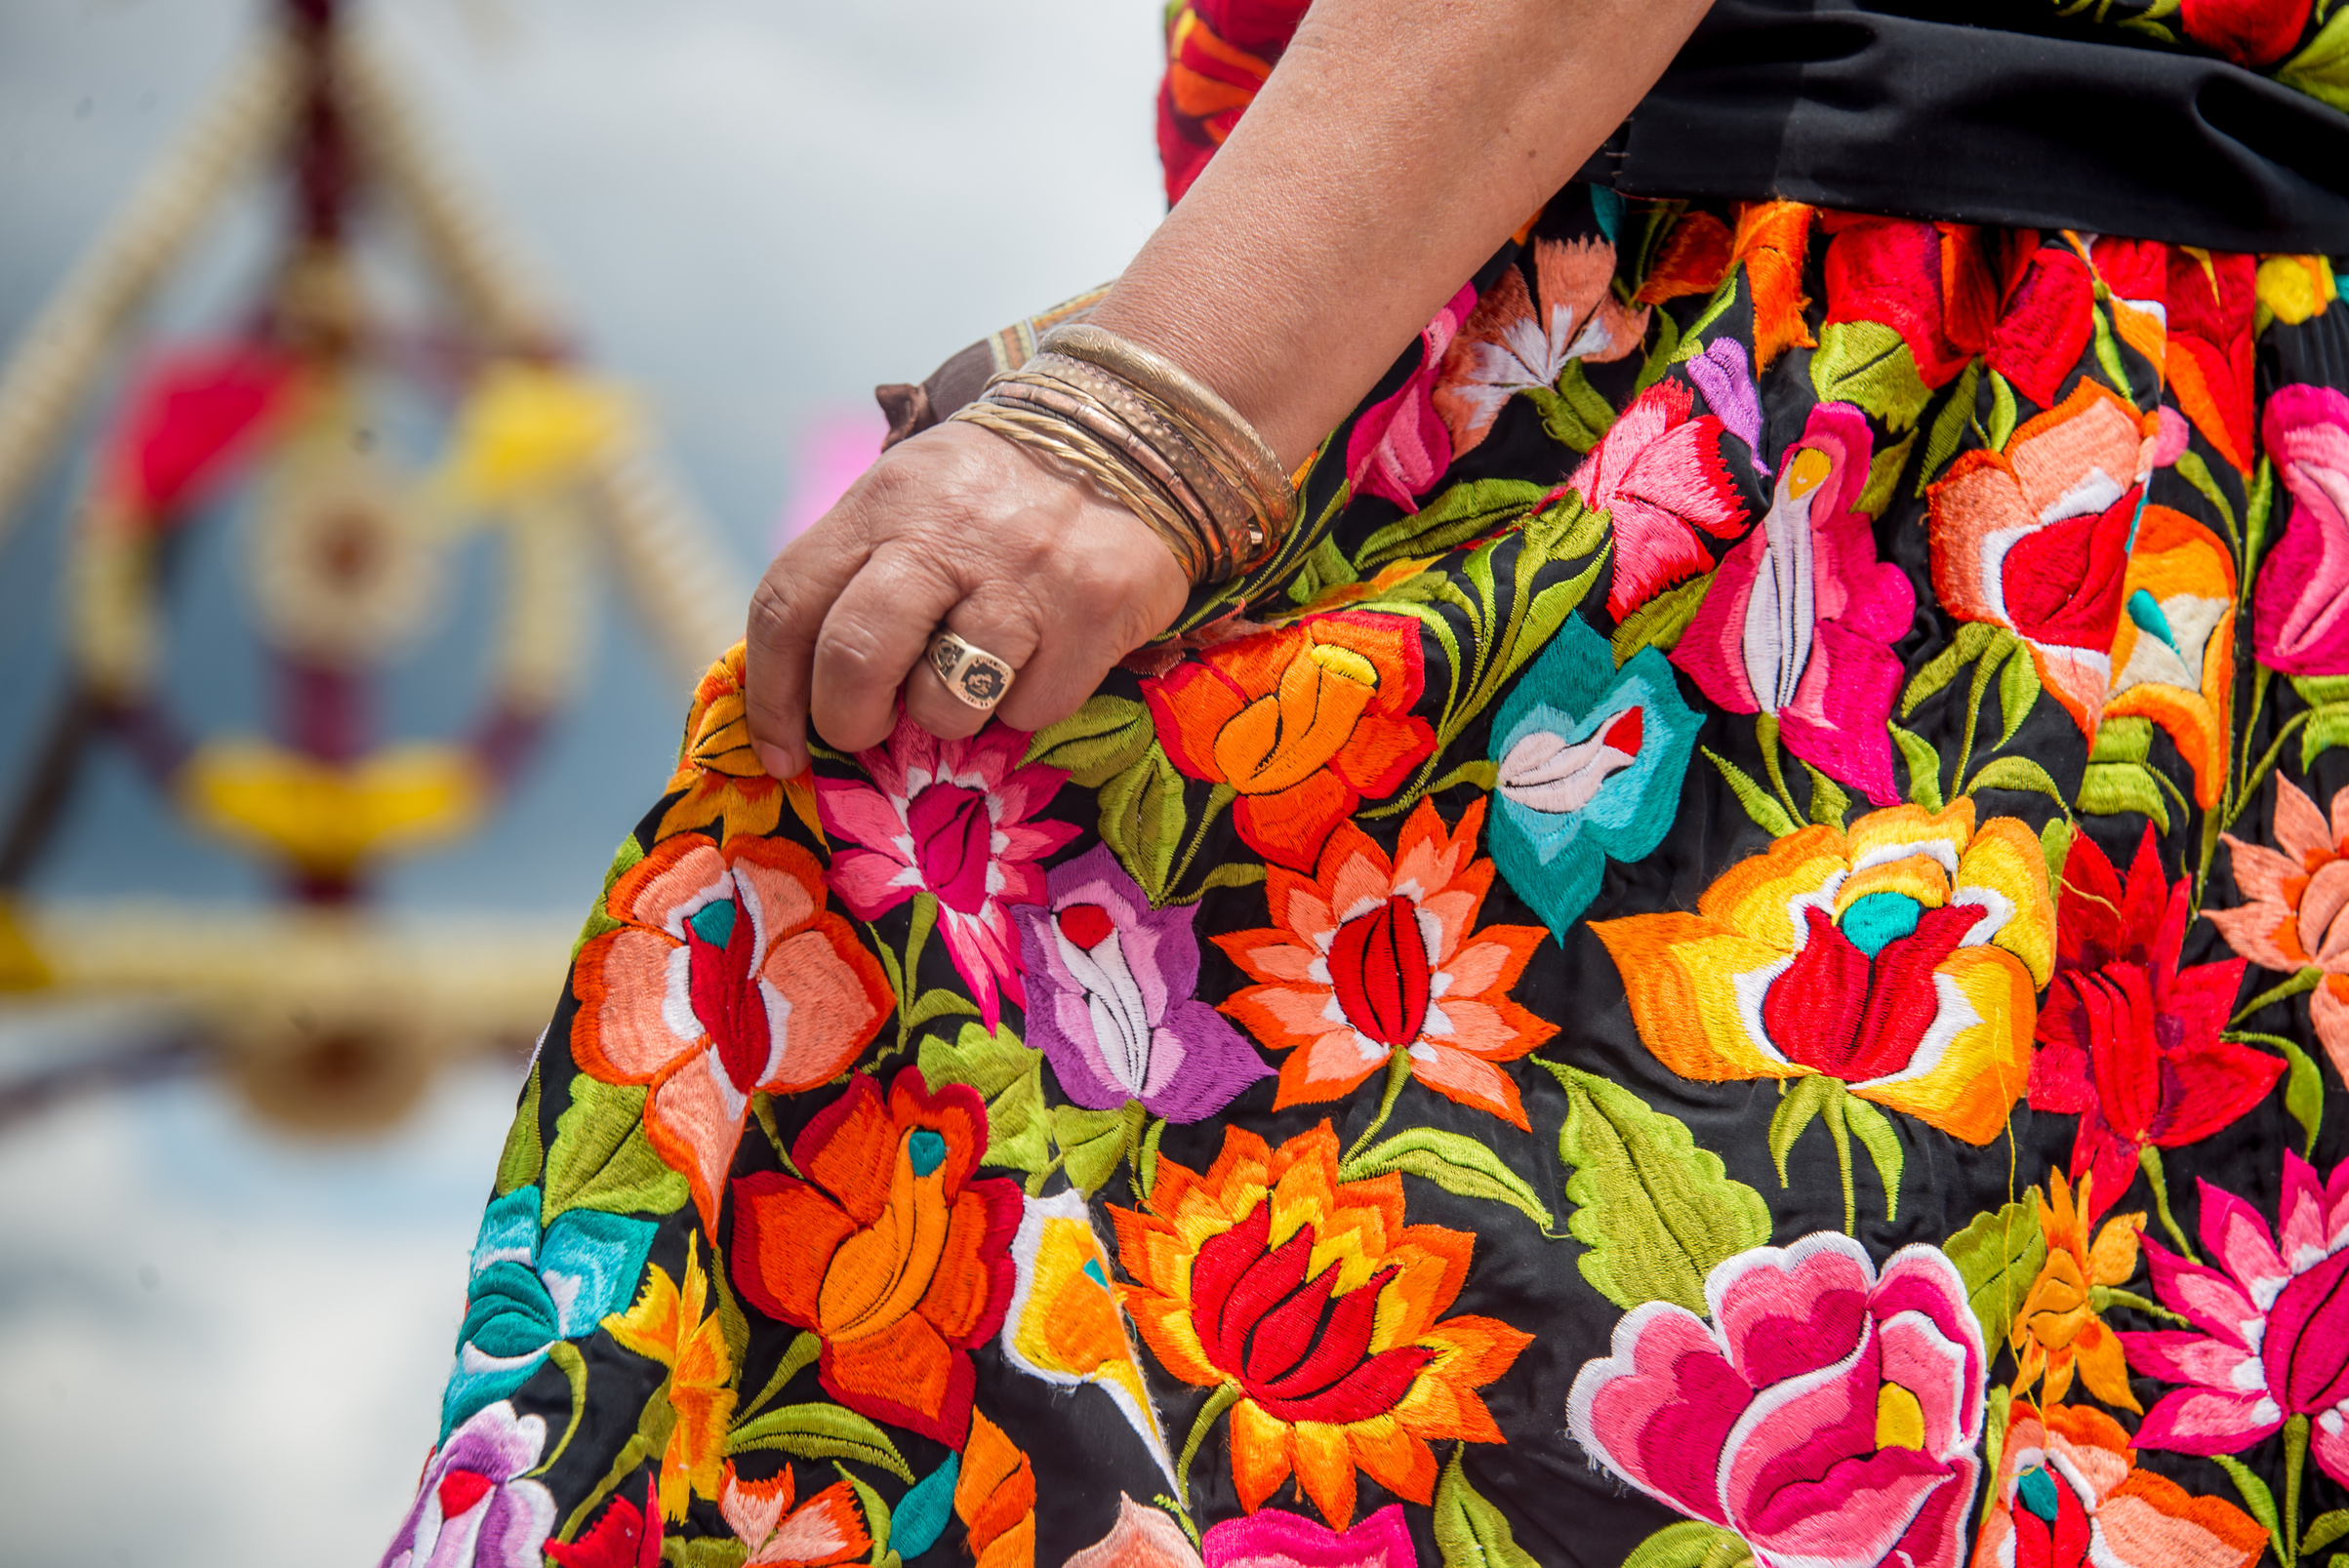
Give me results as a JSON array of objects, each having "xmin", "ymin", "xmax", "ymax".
[{"xmin": 926, "ymin": 628, "xmax": 1017, "ymax": 711}]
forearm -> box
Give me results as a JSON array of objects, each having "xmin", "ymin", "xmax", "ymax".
[{"xmin": 1088, "ymin": 0, "xmax": 1713, "ymax": 467}]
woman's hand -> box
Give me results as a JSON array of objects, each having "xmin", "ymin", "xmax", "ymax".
[{"xmin": 743, "ymin": 419, "xmax": 1192, "ymax": 780}]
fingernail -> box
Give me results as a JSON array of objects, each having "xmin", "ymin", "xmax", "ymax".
[{"xmin": 755, "ymin": 742, "xmax": 802, "ymax": 780}]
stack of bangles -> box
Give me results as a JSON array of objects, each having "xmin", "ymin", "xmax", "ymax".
[{"xmin": 927, "ymin": 323, "xmax": 1298, "ymax": 712}]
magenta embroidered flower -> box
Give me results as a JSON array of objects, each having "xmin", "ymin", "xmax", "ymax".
[
  {"xmin": 818, "ymin": 716, "xmax": 1080, "ymax": 1029},
  {"xmin": 1010, "ymin": 842, "xmax": 1270, "ymax": 1120},
  {"xmin": 379, "ymin": 1400, "xmax": 557, "ymax": 1568},
  {"xmin": 1673, "ymin": 401, "xmax": 1914, "ymax": 805},
  {"xmin": 2250, "ymin": 383, "xmax": 2349, "ymax": 675},
  {"xmin": 1347, "ymin": 284, "xmax": 1476, "ymax": 512},
  {"xmin": 2120, "ymin": 1152, "xmax": 2349, "ymax": 1487},
  {"xmin": 1568, "ymin": 1233, "xmax": 1987, "ymax": 1568},
  {"xmin": 1569, "ymin": 378, "xmax": 1749, "ymax": 621},
  {"xmin": 1200, "ymin": 1503, "xmax": 1418, "ymax": 1567}
]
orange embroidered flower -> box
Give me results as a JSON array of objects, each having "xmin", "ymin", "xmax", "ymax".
[
  {"xmin": 1143, "ymin": 610, "xmax": 1435, "ymax": 872},
  {"xmin": 2207, "ymin": 773, "xmax": 2349, "ymax": 1085},
  {"xmin": 2101, "ymin": 504, "xmax": 2236, "ymax": 810},
  {"xmin": 1215, "ymin": 797, "xmax": 1555, "ymax": 1127},
  {"xmin": 1110, "ymin": 1122, "xmax": 1529, "ymax": 1526},
  {"xmin": 2012, "ymin": 1171, "xmax": 2145, "ymax": 1412},
  {"xmin": 1973, "ymin": 1402, "xmax": 2266, "ymax": 1568},
  {"xmin": 729, "ymin": 1068, "xmax": 1022, "ymax": 1449},
  {"xmin": 718, "ymin": 1462, "xmax": 870, "ymax": 1567},
  {"xmin": 603, "ymin": 1235, "xmax": 736, "ymax": 1522},
  {"xmin": 1730, "ymin": 201, "xmax": 1817, "ymax": 371},
  {"xmin": 656, "ymin": 643, "xmax": 819, "ymax": 846},
  {"xmin": 952, "ymin": 1411, "xmax": 1036, "ymax": 1568},
  {"xmin": 572, "ymin": 831, "xmax": 893, "ymax": 1233}
]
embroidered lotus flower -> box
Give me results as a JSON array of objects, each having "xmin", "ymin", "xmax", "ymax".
[
  {"xmin": 1347, "ymin": 285, "xmax": 1476, "ymax": 511},
  {"xmin": 2120, "ymin": 1152, "xmax": 2349, "ymax": 1487},
  {"xmin": 2011, "ymin": 1171, "xmax": 2145, "ymax": 1412},
  {"xmin": 2250, "ymin": 384, "xmax": 2349, "ymax": 675},
  {"xmin": 2208, "ymin": 773, "xmax": 2349, "ymax": 1083},
  {"xmin": 1199, "ymin": 1505, "xmax": 1418, "ymax": 1567},
  {"xmin": 1486, "ymin": 618, "xmax": 1703, "ymax": 942},
  {"xmin": 818, "ymin": 716, "xmax": 1080, "ymax": 1029},
  {"xmin": 572, "ymin": 831, "xmax": 893, "ymax": 1233},
  {"xmin": 1112, "ymin": 1122, "xmax": 1529, "ymax": 1526},
  {"xmin": 1594, "ymin": 800, "xmax": 2055, "ymax": 1144},
  {"xmin": 1433, "ymin": 236, "xmax": 1648, "ymax": 458},
  {"xmin": 1145, "ymin": 610, "xmax": 1435, "ymax": 872},
  {"xmin": 2028, "ymin": 827, "xmax": 2277, "ymax": 1226},
  {"xmin": 604, "ymin": 1234, "xmax": 736, "ymax": 1521},
  {"xmin": 1568, "ymin": 379, "xmax": 1748, "ymax": 621},
  {"xmin": 379, "ymin": 1400, "xmax": 557, "ymax": 1568},
  {"xmin": 1927, "ymin": 382, "xmax": 2151, "ymax": 737},
  {"xmin": 1567, "ymin": 1233, "xmax": 1987, "ymax": 1568},
  {"xmin": 439, "ymin": 1185, "xmax": 656, "ymax": 1439},
  {"xmin": 2101, "ymin": 504, "xmax": 2237, "ymax": 809},
  {"xmin": 1971, "ymin": 1400, "xmax": 2267, "ymax": 1568},
  {"xmin": 1674, "ymin": 402, "xmax": 1915, "ymax": 805},
  {"xmin": 1009, "ymin": 842, "xmax": 1269, "ymax": 1121},
  {"xmin": 718, "ymin": 1463, "xmax": 871, "ymax": 1567},
  {"xmin": 731, "ymin": 1067, "xmax": 1022, "ymax": 1448},
  {"xmin": 657, "ymin": 642, "xmax": 818, "ymax": 845},
  {"xmin": 1215, "ymin": 796, "xmax": 1557, "ymax": 1127}
]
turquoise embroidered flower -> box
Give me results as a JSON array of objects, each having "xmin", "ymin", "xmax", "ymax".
[
  {"xmin": 440, "ymin": 1184, "xmax": 658, "ymax": 1438},
  {"xmin": 1487, "ymin": 618, "xmax": 1701, "ymax": 941}
]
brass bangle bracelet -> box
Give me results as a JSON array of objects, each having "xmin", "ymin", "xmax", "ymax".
[
  {"xmin": 1019, "ymin": 356, "xmax": 1260, "ymax": 553},
  {"xmin": 984, "ymin": 377, "xmax": 1227, "ymax": 557},
  {"xmin": 950, "ymin": 402, "xmax": 1214, "ymax": 582}
]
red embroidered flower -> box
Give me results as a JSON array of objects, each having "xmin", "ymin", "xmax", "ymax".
[
  {"xmin": 2166, "ymin": 247, "xmax": 2259, "ymax": 472},
  {"xmin": 2180, "ymin": 0, "xmax": 2312, "ymax": 67},
  {"xmin": 730, "ymin": 1068, "xmax": 1021, "ymax": 1449},
  {"xmin": 1144, "ymin": 610, "xmax": 1434, "ymax": 872},
  {"xmin": 547, "ymin": 1475, "xmax": 661, "ymax": 1568},
  {"xmin": 572, "ymin": 833, "xmax": 894, "ymax": 1233},
  {"xmin": 2028, "ymin": 827, "xmax": 2280, "ymax": 1226},
  {"xmin": 1156, "ymin": 0, "xmax": 1312, "ymax": 204},
  {"xmin": 1568, "ymin": 380, "xmax": 1748, "ymax": 621}
]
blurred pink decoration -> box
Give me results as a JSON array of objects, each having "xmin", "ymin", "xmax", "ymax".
[{"xmin": 775, "ymin": 404, "xmax": 887, "ymax": 547}]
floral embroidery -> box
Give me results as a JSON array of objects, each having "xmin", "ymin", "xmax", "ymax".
[
  {"xmin": 1199, "ymin": 1504, "xmax": 1418, "ymax": 1566},
  {"xmin": 1486, "ymin": 618, "xmax": 1703, "ymax": 941},
  {"xmin": 1347, "ymin": 285, "xmax": 1476, "ymax": 512},
  {"xmin": 1432, "ymin": 236, "xmax": 1647, "ymax": 458},
  {"xmin": 572, "ymin": 831, "xmax": 893, "ymax": 1232},
  {"xmin": 1215, "ymin": 796, "xmax": 1556, "ymax": 1127},
  {"xmin": 656, "ymin": 643, "xmax": 817, "ymax": 845},
  {"xmin": 1726, "ymin": 201, "xmax": 1818, "ymax": 371},
  {"xmin": 2101, "ymin": 504, "xmax": 2237, "ymax": 809},
  {"xmin": 2120, "ymin": 1151, "xmax": 2349, "ymax": 1485},
  {"xmin": 1070, "ymin": 1496, "xmax": 1204, "ymax": 1568},
  {"xmin": 379, "ymin": 1400, "xmax": 557, "ymax": 1568},
  {"xmin": 1111, "ymin": 1122, "xmax": 1530, "ymax": 1525},
  {"xmin": 953, "ymin": 1411, "xmax": 1037, "ymax": 1568},
  {"xmin": 2027, "ymin": 827, "xmax": 2276, "ymax": 1224},
  {"xmin": 2208, "ymin": 772, "xmax": 2349, "ymax": 1083},
  {"xmin": 2165, "ymin": 247, "xmax": 2258, "ymax": 471},
  {"xmin": 1971, "ymin": 1401, "xmax": 2267, "ymax": 1568},
  {"xmin": 730, "ymin": 1067, "xmax": 1022, "ymax": 1448},
  {"xmin": 1595, "ymin": 800, "xmax": 2056, "ymax": 1145},
  {"xmin": 2249, "ymin": 383, "xmax": 2349, "ymax": 675},
  {"xmin": 1821, "ymin": 215, "xmax": 2006, "ymax": 390},
  {"xmin": 818, "ymin": 717, "xmax": 1079, "ymax": 1030},
  {"xmin": 1568, "ymin": 1233, "xmax": 1986, "ymax": 1568},
  {"xmin": 1009, "ymin": 841, "xmax": 1269, "ymax": 1120},
  {"xmin": 1570, "ymin": 379, "xmax": 1747, "ymax": 622},
  {"xmin": 718, "ymin": 1462, "xmax": 871, "ymax": 1567},
  {"xmin": 546, "ymin": 1476, "xmax": 661, "ymax": 1568},
  {"xmin": 603, "ymin": 1235, "xmax": 736, "ymax": 1520},
  {"xmin": 1674, "ymin": 402, "xmax": 1915, "ymax": 804},
  {"xmin": 2011, "ymin": 1171, "xmax": 2145, "ymax": 1413},
  {"xmin": 1145, "ymin": 611, "xmax": 1435, "ymax": 872}
]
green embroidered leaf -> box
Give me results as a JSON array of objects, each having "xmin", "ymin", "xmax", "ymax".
[
  {"xmin": 2280, "ymin": 8, "xmax": 2349, "ymax": 112},
  {"xmin": 1195, "ymin": 862, "xmax": 1268, "ymax": 894},
  {"xmin": 1978, "ymin": 1385, "xmax": 2013, "ymax": 1529},
  {"xmin": 1767, "ymin": 1075, "xmax": 1833, "ymax": 1184},
  {"xmin": 2304, "ymin": 1508, "xmax": 2349, "ymax": 1559},
  {"xmin": 1634, "ymin": 309, "xmax": 1684, "ymax": 394},
  {"xmin": 2090, "ymin": 304, "xmax": 2132, "ymax": 404},
  {"xmin": 917, "ymin": 1024, "xmax": 1050, "ymax": 1176},
  {"xmin": 836, "ymin": 1464, "xmax": 896, "ymax": 1568},
  {"xmin": 1889, "ymin": 723, "xmax": 1944, "ymax": 812},
  {"xmin": 1916, "ymin": 361, "xmax": 1983, "ymax": 498},
  {"xmin": 1855, "ymin": 430, "xmax": 1916, "ymax": 519},
  {"xmin": 1285, "ymin": 534, "xmax": 1361, "ymax": 607},
  {"xmin": 1052, "ymin": 1103, "xmax": 1141, "ymax": 1195},
  {"xmin": 2246, "ymin": 458, "xmax": 2278, "ymax": 571},
  {"xmin": 2212, "ymin": 1454, "xmax": 2286, "ymax": 1568},
  {"xmin": 1022, "ymin": 696, "xmax": 1154, "ymax": 785},
  {"xmin": 667, "ymin": 1538, "xmax": 750, "ymax": 1568},
  {"xmin": 1841, "ymin": 1093, "xmax": 1906, "ymax": 1222},
  {"xmin": 1359, "ymin": 478, "xmax": 1550, "ymax": 569},
  {"xmin": 726, "ymin": 1402, "xmax": 915, "ymax": 1481},
  {"xmin": 1619, "ymin": 1520, "xmax": 1749, "ymax": 1568},
  {"xmin": 1529, "ymin": 362, "xmax": 1618, "ymax": 452},
  {"xmin": 1433, "ymin": 1447, "xmax": 1542, "ymax": 1568},
  {"xmin": 1802, "ymin": 761, "xmax": 1850, "ymax": 828},
  {"xmin": 1611, "ymin": 573, "xmax": 1713, "ymax": 665},
  {"xmin": 1341, "ymin": 1127, "xmax": 1555, "ymax": 1230},
  {"xmin": 494, "ymin": 1064, "xmax": 544, "ymax": 1195},
  {"xmin": 1540, "ymin": 1063, "xmax": 1773, "ymax": 1314},
  {"xmin": 1704, "ymin": 746, "xmax": 1799, "ymax": 838},
  {"xmin": 2040, "ymin": 819, "xmax": 2073, "ymax": 904},
  {"xmin": 2078, "ymin": 761, "xmax": 2171, "ymax": 831},
  {"xmin": 2174, "ymin": 448, "xmax": 2239, "ymax": 538},
  {"xmin": 1996, "ymin": 642, "xmax": 2041, "ymax": 746},
  {"xmin": 2280, "ymin": 1034, "xmax": 2325, "ymax": 1157},
  {"xmin": 2303, "ymin": 705, "xmax": 2349, "ymax": 769},
  {"xmin": 1097, "ymin": 743, "xmax": 1189, "ymax": 903},
  {"xmin": 573, "ymin": 834, "xmax": 646, "ymax": 961},
  {"xmin": 1520, "ymin": 488, "xmax": 1608, "ymax": 561},
  {"xmin": 1809, "ymin": 320, "xmax": 1930, "ymax": 433},
  {"xmin": 1943, "ymin": 1199, "xmax": 2047, "ymax": 1353},
  {"xmin": 543, "ymin": 1073, "xmax": 691, "ymax": 1224},
  {"xmin": 2091, "ymin": 714, "xmax": 2155, "ymax": 763},
  {"xmin": 1966, "ymin": 755, "xmax": 2067, "ymax": 809},
  {"xmin": 1901, "ymin": 623, "xmax": 1999, "ymax": 716},
  {"xmin": 1986, "ymin": 369, "xmax": 2018, "ymax": 453}
]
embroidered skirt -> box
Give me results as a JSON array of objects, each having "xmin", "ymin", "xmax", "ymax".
[{"xmin": 382, "ymin": 197, "xmax": 2349, "ymax": 1568}]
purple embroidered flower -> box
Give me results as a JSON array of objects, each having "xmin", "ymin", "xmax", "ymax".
[
  {"xmin": 379, "ymin": 1400, "xmax": 557, "ymax": 1568},
  {"xmin": 1011, "ymin": 842, "xmax": 1269, "ymax": 1120},
  {"xmin": 1686, "ymin": 338, "xmax": 1766, "ymax": 473}
]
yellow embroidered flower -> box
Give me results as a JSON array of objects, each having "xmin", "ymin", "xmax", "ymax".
[
  {"xmin": 656, "ymin": 642, "xmax": 820, "ymax": 846},
  {"xmin": 604, "ymin": 1235, "xmax": 738, "ymax": 1520},
  {"xmin": 2101, "ymin": 505, "xmax": 2236, "ymax": 810},
  {"xmin": 1593, "ymin": 800, "xmax": 2055, "ymax": 1144},
  {"xmin": 2013, "ymin": 1170, "xmax": 2145, "ymax": 1412}
]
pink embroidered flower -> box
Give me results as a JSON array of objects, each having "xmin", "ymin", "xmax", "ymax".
[
  {"xmin": 818, "ymin": 716, "xmax": 1080, "ymax": 1029},
  {"xmin": 2250, "ymin": 384, "xmax": 2349, "ymax": 676},
  {"xmin": 1568, "ymin": 379, "xmax": 1749, "ymax": 621},
  {"xmin": 380, "ymin": 1400, "xmax": 558, "ymax": 1568},
  {"xmin": 1673, "ymin": 402, "xmax": 1915, "ymax": 805},
  {"xmin": 1199, "ymin": 1504, "xmax": 1418, "ymax": 1567},
  {"xmin": 1433, "ymin": 236, "xmax": 1647, "ymax": 459},
  {"xmin": 1347, "ymin": 285, "xmax": 1476, "ymax": 512},
  {"xmin": 2207, "ymin": 774, "xmax": 2349, "ymax": 1085},
  {"xmin": 1567, "ymin": 1233, "xmax": 1987, "ymax": 1568},
  {"xmin": 2120, "ymin": 1152, "xmax": 2349, "ymax": 1487}
]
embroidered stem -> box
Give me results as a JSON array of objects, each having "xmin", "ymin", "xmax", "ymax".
[
  {"xmin": 1754, "ymin": 713, "xmax": 1802, "ymax": 824},
  {"xmin": 1163, "ymin": 784, "xmax": 1238, "ymax": 905},
  {"xmin": 2285, "ymin": 1413, "xmax": 2310, "ymax": 1566},
  {"xmin": 1822, "ymin": 1082, "xmax": 1857, "ymax": 1234},
  {"xmin": 893, "ymin": 893, "xmax": 941, "ymax": 1048},
  {"xmin": 1344, "ymin": 1047, "xmax": 1414, "ymax": 1165},
  {"xmin": 1152, "ymin": 1493, "xmax": 1203, "ymax": 1548},
  {"xmin": 1175, "ymin": 1382, "xmax": 1243, "ymax": 1508},
  {"xmin": 1137, "ymin": 1116, "xmax": 1166, "ymax": 1200},
  {"xmin": 527, "ymin": 1340, "xmax": 590, "ymax": 1477},
  {"xmin": 2231, "ymin": 966, "xmax": 2326, "ymax": 1026},
  {"xmin": 558, "ymin": 1432, "xmax": 650, "ymax": 1543},
  {"xmin": 737, "ymin": 1330, "xmax": 822, "ymax": 1426},
  {"xmin": 1955, "ymin": 630, "xmax": 2010, "ymax": 788},
  {"xmin": 2088, "ymin": 1284, "xmax": 2188, "ymax": 1326},
  {"xmin": 2138, "ymin": 1143, "xmax": 2200, "ymax": 1262}
]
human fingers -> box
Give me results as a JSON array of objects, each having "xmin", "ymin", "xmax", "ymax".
[
  {"xmin": 808, "ymin": 542, "xmax": 996, "ymax": 755},
  {"xmin": 744, "ymin": 520, "xmax": 871, "ymax": 780},
  {"xmin": 987, "ymin": 504, "xmax": 1188, "ymax": 734},
  {"xmin": 900, "ymin": 583, "xmax": 1046, "ymax": 743}
]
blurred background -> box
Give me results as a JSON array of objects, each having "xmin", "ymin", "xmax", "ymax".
[{"xmin": 0, "ymin": 1, "xmax": 1162, "ymax": 1560}]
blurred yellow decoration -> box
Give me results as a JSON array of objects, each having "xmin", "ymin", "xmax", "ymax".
[
  {"xmin": 2255, "ymin": 254, "xmax": 2336, "ymax": 330},
  {"xmin": 0, "ymin": 898, "xmax": 52, "ymax": 991},
  {"xmin": 181, "ymin": 740, "xmax": 485, "ymax": 877},
  {"xmin": 438, "ymin": 362, "xmax": 633, "ymax": 507}
]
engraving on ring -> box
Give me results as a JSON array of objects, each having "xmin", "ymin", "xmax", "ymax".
[{"xmin": 959, "ymin": 659, "xmax": 1008, "ymax": 704}]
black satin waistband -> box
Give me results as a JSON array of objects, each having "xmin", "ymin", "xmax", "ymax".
[{"xmin": 1579, "ymin": 0, "xmax": 2349, "ymax": 255}]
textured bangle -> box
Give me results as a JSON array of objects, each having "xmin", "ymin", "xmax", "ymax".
[{"xmin": 951, "ymin": 399, "xmax": 1215, "ymax": 582}]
